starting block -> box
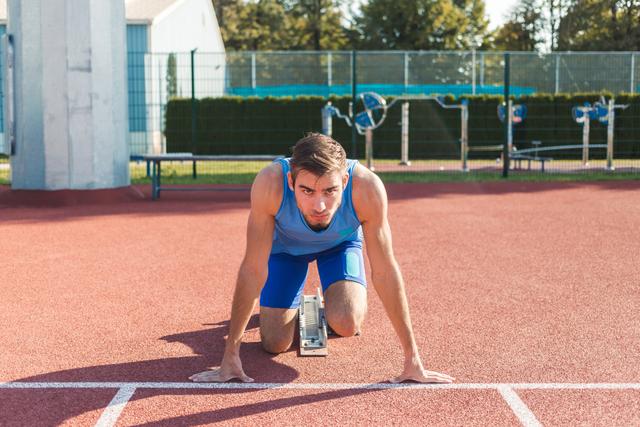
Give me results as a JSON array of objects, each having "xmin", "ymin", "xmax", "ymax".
[{"xmin": 298, "ymin": 288, "xmax": 328, "ymax": 356}]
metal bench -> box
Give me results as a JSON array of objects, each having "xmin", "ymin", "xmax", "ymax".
[
  {"xmin": 143, "ymin": 154, "xmax": 284, "ymax": 200},
  {"xmin": 510, "ymin": 153, "xmax": 553, "ymax": 172}
]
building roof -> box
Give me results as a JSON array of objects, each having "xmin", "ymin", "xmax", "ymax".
[
  {"xmin": 124, "ymin": 0, "xmax": 182, "ymax": 22},
  {"xmin": 0, "ymin": 0, "xmax": 183, "ymax": 23}
]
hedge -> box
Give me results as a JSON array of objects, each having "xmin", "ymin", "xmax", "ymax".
[{"xmin": 165, "ymin": 94, "xmax": 640, "ymax": 160}]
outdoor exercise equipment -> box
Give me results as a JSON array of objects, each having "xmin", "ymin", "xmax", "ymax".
[
  {"xmin": 572, "ymin": 97, "xmax": 628, "ymax": 170},
  {"xmin": 322, "ymin": 93, "xmax": 469, "ymax": 171},
  {"xmin": 498, "ymin": 101, "xmax": 527, "ymax": 155}
]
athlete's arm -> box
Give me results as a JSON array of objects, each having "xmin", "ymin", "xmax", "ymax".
[
  {"xmin": 190, "ymin": 163, "xmax": 281, "ymax": 383},
  {"xmin": 353, "ymin": 165, "xmax": 453, "ymax": 384}
]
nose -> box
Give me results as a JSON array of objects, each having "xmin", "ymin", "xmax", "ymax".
[{"xmin": 314, "ymin": 197, "xmax": 326, "ymax": 213}]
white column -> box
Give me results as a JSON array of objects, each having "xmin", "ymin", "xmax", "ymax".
[{"xmin": 8, "ymin": 0, "xmax": 129, "ymax": 190}]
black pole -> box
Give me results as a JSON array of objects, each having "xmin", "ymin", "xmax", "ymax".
[
  {"xmin": 191, "ymin": 48, "xmax": 197, "ymax": 178},
  {"xmin": 502, "ymin": 53, "xmax": 510, "ymax": 178},
  {"xmin": 351, "ymin": 50, "xmax": 357, "ymax": 159}
]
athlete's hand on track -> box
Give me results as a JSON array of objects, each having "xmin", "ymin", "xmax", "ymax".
[
  {"xmin": 189, "ymin": 353, "xmax": 254, "ymax": 383},
  {"xmin": 391, "ymin": 356, "xmax": 454, "ymax": 384}
]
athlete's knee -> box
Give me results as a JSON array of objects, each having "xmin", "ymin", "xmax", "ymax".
[
  {"xmin": 326, "ymin": 311, "xmax": 362, "ymax": 337},
  {"xmin": 261, "ymin": 336, "xmax": 293, "ymax": 354}
]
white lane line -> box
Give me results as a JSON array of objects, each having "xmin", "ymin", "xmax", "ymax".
[
  {"xmin": 94, "ymin": 386, "xmax": 136, "ymax": 427},
  {"xmin": 1, "ymin": 382, "xmax": 640, "ymax": 390},
  {"xmin": 498, "ymin": 385, "xmax": 542, "ymax": 427}
]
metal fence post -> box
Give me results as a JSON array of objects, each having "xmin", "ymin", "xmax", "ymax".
[
  {"xmin": 251, "ymin": 52, "xmax": 256, "ymax": 91},
  {"xmin": 631, "ymin": 53, "xmax": 635, "ymax": 94},
  {"xmin": 555, "ymin": 53, "xmax": 560, "ymax": 94},
  {"xmin": 472, "ymin": 49, "xmax": 476, "ymax": 95},
  {"xmin": 400, "ymin": 102, "xmax": 410, "ymax": 165},
  {"xmin": 582, "ymin": 111, "xmax": 590, "ymax": 166},
  {"xmin": 365, "ymin": 128, "xmax": 374, "ymax": 170},
  {"xmin": 322, "ymin": 103, "xmax": 333, "ymax": 136},
  {"xmin": 190, "ymin": 48, "xmax": 197, "ymax": 177},
  {"xmin": 327, "ymin": 52, "xmax": 332, "ymax": 88},
  {"xmin": 606, "ymin": 99, "xmax": 615, "ymax": 171},
  {"xmin": 503, "ymin": 53, "xmax": 510, "ymax": 178},
  {"xmin": 404, "ymin": 52, "xmax": 409, "ymax": 90},
  {"xmin": 480, "ymin": 52, "xmax": 485, "ymax": 87},
  {"xmin": 461, "ymin": 102, "xmax": 469, "ymax": 172},
  {"xmin": 351, "ymin": 50, "xmax": 357, "ymax": 159}
]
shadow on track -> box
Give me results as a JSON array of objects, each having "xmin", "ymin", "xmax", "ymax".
[{"xmin": 0, "ymin": 315, "xmax": 308, "ymax": 425}]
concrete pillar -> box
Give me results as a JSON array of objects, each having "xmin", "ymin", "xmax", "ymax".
[{"xmin": 8, "ymin": 0, "xmax": 129, "ymax": 190}]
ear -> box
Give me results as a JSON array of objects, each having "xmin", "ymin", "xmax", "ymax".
[
  {"xmin": 287, "ymin": 171, "xmax": 294, "ymax": 191},
  {"xmin": 342, "ymin": 171, "xmax": 349, "ymax": 189}
]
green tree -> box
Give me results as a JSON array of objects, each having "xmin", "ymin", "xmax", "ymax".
[
  {"xmin": 353, "ymin": 0, "xmax": 489, "ymax": 50},
  {"xmin": 214, "ymin": 0, "xmax": 292, "ymax": 50},
  {"xmin": 282, "ymin": 0, "xmax": 350, "ymax": 50},
  {"xmin": 491, "ymin": 0, "xmax": 546, "ymax": 51},
  {"xmin": 558, "ymin": 0, "xmax": 640, "ymax": 50}
]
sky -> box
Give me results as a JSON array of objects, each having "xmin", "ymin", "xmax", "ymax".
[{"xmin": 484, "ymin": 0, "xmax": 519, "ymax": 29}]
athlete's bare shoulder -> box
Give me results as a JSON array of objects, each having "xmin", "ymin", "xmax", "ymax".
[
  {"xmin": 351, "ymin": 163, "xmax": 387, "ymax": 223},
  {"xmin": 251, "ymin": 161, "xmax": 284, "ymax": 216}
]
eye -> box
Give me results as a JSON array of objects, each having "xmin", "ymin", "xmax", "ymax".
[{"xmin": 302, "ymin": 189, "xmax": 313, "ymax": 195}]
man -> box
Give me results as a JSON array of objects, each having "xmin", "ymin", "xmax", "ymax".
[{"xmin": 190, "ymin": 133, "xmax": 453, "ymax": 384}]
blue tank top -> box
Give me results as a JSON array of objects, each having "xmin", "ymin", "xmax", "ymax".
[{"xmin": 271, "ymin": 158, "xmax": 363, "ymax": 256}]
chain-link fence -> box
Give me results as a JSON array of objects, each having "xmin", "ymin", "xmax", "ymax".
[{"xmin": 2, "ymin": 50, "xmax": 640, "ymax": 186}]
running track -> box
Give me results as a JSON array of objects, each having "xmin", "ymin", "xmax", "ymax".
[{"xmin": 1, "ymin": 182, "xmax": 639, "ymax": 426}]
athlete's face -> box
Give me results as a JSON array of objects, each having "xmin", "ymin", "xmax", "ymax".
[{"xmin": 288, "ymin": 168, "xmax": 349, "ymax": 232}]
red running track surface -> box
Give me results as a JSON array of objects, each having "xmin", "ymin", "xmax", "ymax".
[{"xmin": 0, "ymin": 182, "xmax": 639, "ymax": 426}]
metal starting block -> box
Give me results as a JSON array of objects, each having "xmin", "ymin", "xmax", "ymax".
[{"xmin": 298, "ymin": 288, "xmax": 328, "ymax": 356}]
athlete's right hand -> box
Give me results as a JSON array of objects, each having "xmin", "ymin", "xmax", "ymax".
[{"xmin": 189, "ymin": 352, "xmax": 254, "ymax": 383}]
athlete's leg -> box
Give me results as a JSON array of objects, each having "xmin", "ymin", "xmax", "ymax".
[
  {"xmin": 323, "ymin": 280, "xmax": 367, "ymax": 337},
  {"xmin": 259, "ymin": 251, "xmax": 309, "ymax": 354},
  {"xmin": 316, "ymin": 241, "xmax": 367, "ymax": 337},
  {"xmin": 259, "ymin": 307, "xmax": 298, "ymax": 354}
]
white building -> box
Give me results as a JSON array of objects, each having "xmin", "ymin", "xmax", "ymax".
[{"xmin": 0, "ymin": 0, "xmax": 226, "ymax": 155}]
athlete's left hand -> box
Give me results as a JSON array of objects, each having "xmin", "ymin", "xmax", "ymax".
[{"xmin": 390, "ymin": 356, "xmax": 454, "ymax": 384}]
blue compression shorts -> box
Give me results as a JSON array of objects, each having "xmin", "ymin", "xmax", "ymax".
[{"xmin": 260, "ymin": 240, "xmax": 367, "ymax": 309}]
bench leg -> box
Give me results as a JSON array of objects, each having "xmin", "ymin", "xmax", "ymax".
[{"xmin": 152, "ymin": 160, "xmax": 161, "ymax": 200}]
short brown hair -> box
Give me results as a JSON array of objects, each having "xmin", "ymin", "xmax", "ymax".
[{"xmin": 290, "ymin": 133, "xmax": 347, "ymax": 181}]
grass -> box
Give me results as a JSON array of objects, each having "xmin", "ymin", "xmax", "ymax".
[{"xmin": 1, "ymin": 158, "xmax": 639, "ymax": 187}]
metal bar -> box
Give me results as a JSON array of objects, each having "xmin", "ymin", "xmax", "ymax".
[
  {"xmin": 582, "ymin": 114, "xmax": 590, "ymax": 166},
  {"xmin": 322, "ymin": 104, "xmax": 333, "ymax": 136},
  {"xmin": 143, "ymin": 154, "xmax": 283, "ymax": 161},
  {"xmin": 365, "ymin": 128, "xmax": 374, "ymax": 171},
  {"xmin": 606, "ymin": 99, "xmax": 615, "ymax": 170},
  {"xmin": 251, "ymin": 52, "xmax": 256, "ymax": 90},
  {"xmin": 399, "ymin": 102, "xmax": 410, "ymax": 166},
  {"xmin": 503, "ymin": 53, "xmax": 510, "ymax": 178},
  {"xmin": 461, "ymin": 103, "xmax": 469, "ymax": 172},
  {"xmin": 514, "ymin": 144, "xmax": 607, "ymax": 156},
  {"xmin": 151, "ymin": 161, "xmax": 157, "ymax": 200}
]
